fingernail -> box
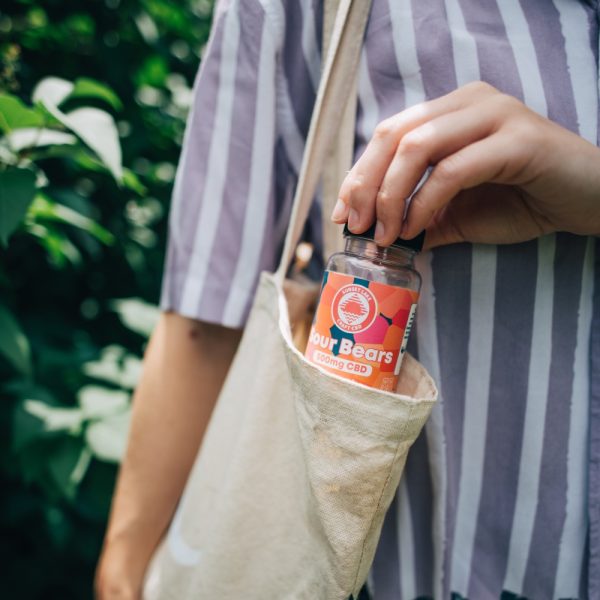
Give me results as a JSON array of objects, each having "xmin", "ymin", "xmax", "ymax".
[
  {"xmin": 330, "ymin": 198, "xmax": 347, "ymax": 222},
  {"xmin": 375, "ymin": 220, "xmax": 385, "ymax": 243},
  {"xmin": 348, "ymin": 208, "xmax": 359, "ymax": 230}
]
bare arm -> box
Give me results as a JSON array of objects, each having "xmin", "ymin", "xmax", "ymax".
[{"xmin": 95, "ymin": 312, "xmax": 242, "ymax": 599}]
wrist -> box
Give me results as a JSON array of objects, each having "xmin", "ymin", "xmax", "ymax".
[
  {"xmin": 95, "ymin": 577, "xmax": 140, "ymax": 600},
  {"xmin": 96, "ymin": 541, "xmax": 148, "ymax": 600}
]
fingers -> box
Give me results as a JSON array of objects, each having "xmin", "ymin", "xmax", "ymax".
[
  {"xmin": 401, "ymin": 133, "xmax": 516, "ymax": 240},
  {"xmin": 423, "ymin": 186, "xmax": 502, "ymax": 249},
  {"xmin": 334, "ymin": 120, "xmax": 408, "ymax": 232},
  {"xmin": 337, "ymin": 173, "xmax": 379, "ymax": 232},
  {"xmin": 373, "ymin": 104, "xmax": 498, "ymax": 245},
  {"xmin": 332, "ymin": 81, "xmax": 500, "ymax": 233},
  {"xmin": 424, "ymin": 185, "xmax": 554, "ymax": 249},
  {"xmin": 330, "ymin": 81, "xmax": 570, "ymax": 248}
]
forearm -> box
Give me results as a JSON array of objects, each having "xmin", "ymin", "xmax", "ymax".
[{"xmin": 96, "ymin": 313, "xmax": 242, "ymax": 598}]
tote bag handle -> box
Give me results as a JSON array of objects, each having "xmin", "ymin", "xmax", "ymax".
[
  {"xmin": 275, "ymin": 0, "xmax": 372, "ymax": 283},
  {"xmin": 320, "ymin": 0, "xmax": 360, "ymax": 258}
]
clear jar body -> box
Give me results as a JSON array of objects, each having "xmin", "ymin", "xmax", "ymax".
[
  {"xmin": 327, "ymin": 237, "xmax": 422, "ymax": 294},
  {"xmin": 304, "ymin": 235, "xmax": 422, "ymax": 391}
]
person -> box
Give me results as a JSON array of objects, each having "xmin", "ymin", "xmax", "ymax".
[{"xmin": 96, "ymin": 1, "xmax": 600, "ymax": 598}]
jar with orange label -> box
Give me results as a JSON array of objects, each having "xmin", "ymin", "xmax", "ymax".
[{"xmin": 304, "ymin": 224, "xmax": 424, "ymax": 391}]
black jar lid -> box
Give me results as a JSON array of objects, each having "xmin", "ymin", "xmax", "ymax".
[{"xmin": 343, "ymin": 223, "xmax": 426, "ymax": 253}]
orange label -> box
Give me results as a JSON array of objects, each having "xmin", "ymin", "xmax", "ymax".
[{"xmin": 304, "ymin": 271, "xmax": 418, "ymax": 391}]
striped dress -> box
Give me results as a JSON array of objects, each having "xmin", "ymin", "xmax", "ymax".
[{"xmin": 160, "ymin": 1, "xmax": 600, "ymax": 598}]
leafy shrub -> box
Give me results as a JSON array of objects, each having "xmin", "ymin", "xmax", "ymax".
[{"xmin": 0, "ymin": 1, "xmax": 213, "ymax": 597}]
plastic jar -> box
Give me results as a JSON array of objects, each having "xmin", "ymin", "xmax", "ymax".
[{"xmin": 304, "ymin": 224, "xmax": 424, "ymax": 391}]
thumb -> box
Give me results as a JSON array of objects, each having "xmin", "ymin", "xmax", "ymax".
[
  {"xmin": 421, "ymin": 188, "xmax": 485, "ymax": 250},
  {"xmin": 422, "ymin": 196, "xmax": 471, "ymax": 250},
  {"xmin": 424, "ymin": 213, "xmax": 465, "ymax": 250},
  {"xmin": 422, "ymin": 185, "xmax": 548, "ymax": 250}
]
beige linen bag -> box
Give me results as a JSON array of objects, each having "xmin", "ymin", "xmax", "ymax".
[{"xmin": 144, "ymin": 2, "xmax": 438, "ymax": 598}]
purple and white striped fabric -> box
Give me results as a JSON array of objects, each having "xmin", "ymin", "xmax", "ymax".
[{"xmin": 160, "ymin": 1, "xmax": 600, "ymax": 598}]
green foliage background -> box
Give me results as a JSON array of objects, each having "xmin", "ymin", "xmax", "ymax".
[{"xmin": 0, "ymin": 1, "xmax": 214, "ymax": 597}]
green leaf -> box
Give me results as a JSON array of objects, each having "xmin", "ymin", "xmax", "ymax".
[
  {"xmin": 0, "ymin": 94, "xmax": 45, "ymax": 132},
  {"xmin": 44, "ymin": 505, "xmax": 72, "ymax": 549},
  {"xmin": 33, "ymin": 101, "xmax": 67, "ymax": 129},
  {"xmin": 71, "ymin": 78, "xmax": 123, "ymax": 111},
  {"xmin": 66, "ymin": 147, "xmax": 109, "ymax": 173},
  {"xmin": 27, "ymin": 194, "xmax": 115, "ymax": 245},
  {"xmin": 13, "ymin": 398, "xmax": 47, "ymax": 451},
  {"xmin": 0, "ymin": 143, "xmax": 17, "ymax": 165},
  {"xmin": 33, "ymin": 77, "xmax": 123, "ymax": 181},
  {"xmin": 76, "ymin": 459, "xmax": 118, "ymax": 520},
  {"xmin": 0, "ymin": 167, "xmax": 37, "ymax": 245},
  {"xmin": 5, "ymin": 128, "xmax": 77, "ymax": 152},
  {"xmin": 135, "ymin": 54, "xmax": 168, "ymax": 88},
  {"xmin": 0, "ymin": 304, "xmax": 32, "ymax": 375},
  {"xmin": 23, "ymin": 399, "xmax": 84, "ymax": 433},
  {"xmin": 85, "ymin": 409, "xmax": 131, "ymax": 463},
  {"xmin": 48, "ymin": 437, "xmax": 90, "ymax": 500},
  {"xmin": 111, "ymin": 298, "xmax": 160, "ymax": 338},
  {"xmin": 32, "ymin": 77, "xmax": 74, "ymax": 108},
  {"xmin": 134, "ymin": 11, "xmax": 159, "ymax": 44},
  {"xmin": 25, "ymin": 222, "xmax": 82, "ymax": 267},
  {"xmin": 122, "ymin": 168, "xmax": 147, "ymax": 195},
  {"xmin": 51, "ymin": 203, "xmax": 114, "ymax": 244},
  {"xmin": 17, "ymin": 441, "xmax": 52, "ymax": 487},
  {"xmin": 4, "ymin": 379, "xmax": 55, "ymax": 403},
  {"xmin": 82, "ymin": 345, "xmax": 142, "ymax": 389},
  {"xmin": 54, "ymin": 107, "xmax": 123, "ymax": 181},
  {"xmin": 78, "ymin": 385, "xmax": 129, "ymax": 419}
]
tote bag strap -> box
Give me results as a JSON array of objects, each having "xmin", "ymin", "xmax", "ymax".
[
  {"xmin": 320, "ymin": 0, "xmax": 359, "ymax": 259},
  {"xmin": 275, "ymin": 0, "xmax": 372, "ymax": 284}
]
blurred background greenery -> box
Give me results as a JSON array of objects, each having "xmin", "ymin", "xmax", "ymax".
[{"xmin": 0, "ymin": 1, "xmax": 214, "ymax": 597}]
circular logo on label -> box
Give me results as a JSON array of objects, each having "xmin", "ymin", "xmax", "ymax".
[{"xmin": 331, "ymin": 284, "xmax": 378, "ymax": 333}]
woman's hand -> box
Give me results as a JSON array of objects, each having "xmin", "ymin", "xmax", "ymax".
[{"xmin": 331, "ymin": 81, "xmax": 600, "ymax": 249}]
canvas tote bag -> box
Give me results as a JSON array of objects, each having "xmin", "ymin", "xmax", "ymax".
[{"xmin": 143, "ymin": 2, "xmax": 438, "ymax": 598}]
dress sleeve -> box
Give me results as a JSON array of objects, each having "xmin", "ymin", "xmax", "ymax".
[{"xmin": 160, "ymin": 0, "xmax": 317, "ymax": 328}]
